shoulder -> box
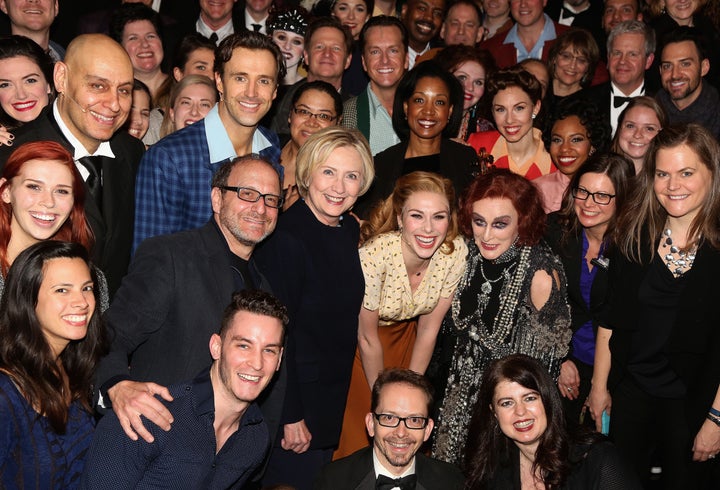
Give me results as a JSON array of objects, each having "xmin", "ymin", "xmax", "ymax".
[
  {"xmin": 374, "ymin": 142, "xmax": 406, "ymax": 160},
  {"xmin": 468, "ymin": 130, "xmax": 501, "ymax": 149},
  {"xmin": 146, "ymin": 121, "xmax": 208, "ymax": 155},
  {"xmin": 416, "ymin": 453, "xmax": 464, "ymax": 487},
  {"xmin": 442, "ymin": 139, "xmax": 477, "ymax": 157},
  {"xmin": 316, "ymin": 447, "xmax": 373, "ymax": 485},
  {"xmin": 110, "ymin": 130, "xmax": 145, "ymax": 158},
  {"xmin": 135, "ymin": 222, "xmax": 217, "ymax": 257}
]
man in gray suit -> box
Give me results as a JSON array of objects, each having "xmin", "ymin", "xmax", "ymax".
[{"xmin": 315, "ymin": 369, "xmax": 463, "ymax": 490}]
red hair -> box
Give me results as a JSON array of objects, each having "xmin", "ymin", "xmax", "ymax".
[
  {"xmin": 0, "ymin": 141, "xmax": 93, "ymax": 275},
  {"xmin": 458, "ymin": 169, "xmax": 546, "ymax": 246}
]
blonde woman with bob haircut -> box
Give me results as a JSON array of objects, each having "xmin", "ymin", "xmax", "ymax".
[
  {"xmin": 334, "ymin": 171, "xmax": 468, "ymax": 459},
  {"xmin": 255, "ymin": 127, "xmax": 375, "ymax": 489}
]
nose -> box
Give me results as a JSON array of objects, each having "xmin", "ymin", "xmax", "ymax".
[
  {"xmin": 667, "ymin": 174, "xmax": 680, "ymax": 190},
  {"xmin": 482, "ymin": 225, "xmax": 493, "ymax": 242},
  {"xmin": 15, "ymin": 83, "xmax": 28, "ymax": 100},
  {"xmin": 348, "ymin": 8, "xmax": 356, "ymax": 19},
  {"xmin": 189, "ymin": 101, "xmax": 200, "ymax": 117},
  {"xmin": 251, "ymin": 195, "xmax": 268, "ymax": 214},
  {"xmin": 393, "ymin": 420, "xmax": 409, "ymax": 437},
  {"xmin": 39, "ymin": 189, "xmax": 56, "ymax": 208},
  {"xmin": 71, "ymin": 289, "xmax": 90, "ymax": 309},
  {"xmin": 247, "ymin": 347, "xmax": 263, "ymax": 371},
  {"xmin": 305, "ymin": 113, "xmax": 320, "ymax": 127},
  {"xmin": 514, "ymin": 402, "xmax": 527, "ymax": 416},
  {"xmin": 141, "ymin": 35, "xmax": 150, "ymax": 47},
  {"xmin": 671, "ymin": 64, "xmax": 682, "ymax": 79},
  {"xmin": 421, "ymin": 216, "xmax": 433, "ymax": 233},
  {"xmin": 105, "ymin": 88, "xmax": 122, "ymax": 112}
]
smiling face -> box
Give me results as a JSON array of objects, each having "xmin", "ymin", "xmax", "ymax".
[
  {"xmin": 0, "ymin": 0, "xmax": 58, "ymax": 34},
  {"xmin": 607, "ymin": 32, "xmax": 653, "ymax": 95},
  {"xmin": 127, "ymin": 88, "xmax": 150, "ymax": 139},
  {"xmin": 1, "ymin": 159, "xmax": 74, "ymax": 249},
  {"xmin": 573, "ymin": 172, "xmax": 617, "ymax": 234},
  {"xmin": 665, "ymin": 0, "xmax": 698, "ymax": 25},
  {"xmin": 121, "ymin": 19, "xmax": 164, "ymax": 75},
  {"xmin": 199, "ymin": 0, "xmax": 237, "ymax": 29},
  {"xmin": 653, "ymin": 144, "xmax": 712, "ymax": 223},
  {"xmin": 289, "ymin": 89, "xmax": 339, "ymax": 148},
  {"xmin": 401, "ymin": 0, "xmax": 445, "ymax": 52},
  {"xmin": 305, "ymin": 145, "xmax": 364, "ymax": 226},
  {"xmin": 492, "ymin": 380, "xmax": 547, "ymax": 452},
  {"xmin": 271, "ymin": 30, "xmax": 305, "ymax": 71},
  {"xmin": 333, "ymin": 0, "xmax": 370, "ymax": 40},
  {"xmin": 660, "ymin": 40, "xmax": 709, "ymax": 111},
  {"xmin": 453, "ymin": 60, "xmax": 485, "ymax": 111},
  {"xmin": 471, "ymin": 197, "xmax": 519, "ymax": 260},
  {"xmin": 441, "ymin": 3, "xmax": 482, "ymax": 46},
  {"xmin": 510, "ymin": 0, "xmax": 547, "ymax": 28},
  {"xmin": 362, "ymin": 25, "xmax": 408, "ymax": 90},
  {"xmin": 403, "ymin": 76, "xmax": 452, "ymax": 142},
  {"xmin": 616, "ymin": 105, "xmax": 661, "ymax": 164},
  {"xmin": 170, "ymin": 82, "xmax": 217, "ymax": 131},
  {"xmin": 553, "ymin": 46, "xmax": 589, "ymax": 91},
  {"xmin": 210, "ymin": 310, "xmax": 283, "ymax": 412},
  {"xmin": 549, "ymin": 115, "xmax": 592, "ymax": 176},
  {"xmin": 35, "ymin": 257, "xmax": 95, "ymax": 358},
  {"xmin": 492, "ymin": 85, "xmax": 539, "ymax": 143},
  {"xmin": 602, "ymin": 0, "xmax": 641, "ymax": 34},
  {"xmin": 216, "ymin": 47, "xmax": 278, "ymax": 131},
  {"xmin": 0, "ymin": 55, "xmax": 51, "ymax": 123},
  {"xmin": 483, "ymin": 0, "xmax": 510, "ymax": 19},
  {"xmin": 175, "ymin": 47, "xmax": 215, "ymax": 81},
  {"xmin": 397, "ymin": 190, "xmax": 450, "ymax": 262},
  {"xmin": 366, "ymin": 383, "xmax": 434, "ymax": 476},
  {"xmin": 305, "ymin": 26, "xmax": 351, "ymax": 84}
]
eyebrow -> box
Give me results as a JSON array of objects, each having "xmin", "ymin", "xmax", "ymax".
[{"xmin": 296, "ymin": 103, "xmax": 333, "ymax": 113}]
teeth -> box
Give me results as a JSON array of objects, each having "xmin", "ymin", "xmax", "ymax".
[
  {"xmin": 325, "ymin": 195, "xmax": 344, "ymax": 203},
  {"xmin": 30, "ymin": 212, "xmax": 55, "ymax": 221},
  {"xmin": 668, "ymin": 195, "xmax": 688, "ymax": 200},
  {"xmin": 416, "ymin": 236, "xmax": 434, "ymax": 244},
  {"xmin": 13, "ymin": 101, "xmax": 35, "ymax": 109},
  {"xmin": 240, "ymin": 101, "xmax": 260, "ymax": 109},
  {"xmin": 90, "ymin": 111, "xmax": 113, "ymax": 122},
  {"xmin": 63, "ymin": 315, "xmax": 87, "ymax": 322},
  {"xmin": 238, "ymin": 373, "xmax": 260, "ymax": 382},
  {"xmin": 514, "ymin": 420, "xmax": 533, "ymax": 428}
]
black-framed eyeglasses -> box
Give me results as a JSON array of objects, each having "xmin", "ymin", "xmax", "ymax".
[
  {"xmin": 219, "ymin": 186, "xmax": 284, "ymax": 209},
  {"xmin": 373, "ymin": 413, "xmax": 429, "ymax": 430},
  {"xmin": 572, "ymin": 187, "xmax": 615, "ymax": 205},
  {"xmin": 292, "ymin": 106, "xmax": 337, "ymax": 122}
]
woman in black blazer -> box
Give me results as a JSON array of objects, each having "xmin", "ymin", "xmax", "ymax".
[
  {"xmin": 545, "ymin": 153, "xmax": 635, "ymax": 428},
  {"xmin": 588, "ymin": 125, "xmax": 720, "ymax": 488}
]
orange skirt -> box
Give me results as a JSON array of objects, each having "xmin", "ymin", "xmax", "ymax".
[{"xmin": 333, "ymin": 319, "xmax": 418, "ymax": 460}]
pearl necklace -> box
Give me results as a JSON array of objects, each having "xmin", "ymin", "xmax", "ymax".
[{"xmin": 661, "ymin": 228, "xmax": 698, "ymax": 277}]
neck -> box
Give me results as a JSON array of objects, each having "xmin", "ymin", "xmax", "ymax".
[
  {"xmin": 5, "ymin": 231, "xmax": 38, "ymax": 271},
  {"xmin": 506, "ymin": 128, "xmax": 537, "ymax": 163},
  {"xmin": 614, "ymin": 80, "xmax": 642, "ymax": 97},
  {"xmin": 517, "ymin": 17, "xmax": 546, "ymax": 51},
  {"xmin": 409, "ymin": 39, "xmax": 427, "ymax": 53},
  {"xmin": 406, "ymin": 133, "xmax": 442, "ymax": 157},
  {"xmin": 11, "ymin": 27, "xmax": 49, "ymax": 50},
  {"xmin": 369, "ymin": 82, "xmax": 397, "ymax": 115},
  {"xmin": 308, "ymin": 73, "xmax": 342, "ymax": 91},
  {"xmin": 672, "ymin": 83, "xmax": 703, "ymax": 111},
  {"xmin": 402, "ymin": 242, "xmax": 431, "ymax": 276},
  {"xmin": 214, "ymin": 215, "xmax": 254, "ymax": 259},
  {"xmin": 283, "ymin": 65, "xmax": 302, "ymax": 84},
  {"xmin": 210, "ymin": 364, "xmax": 247, "ymax": 453},
  {"xmin": 666, "ymin": 215, "xmax": 697, "ymax": 245},
  {"xmin": 201, "ymin": 13, "xmax": 233, "ymax": 31},
  {"xmin": 247, "ymin": 10, "xmax": 267, "ymax": 23},
  {"xmin": 552, "ymin": 78, "xmax": 580, "ymax": 96},
  {"xmin": 584, "ymin": 224, "xmax": 606, "ymax": 245},
  {"xmin": 218, "ymin": 101, "xmax": 257, "ymax": 156},
  {"xmin": 135, "ymin": 70, "xmax": 166, "ymax": 97},
  {"xmin": 485, "ymin": 13, "xmax": 510, "ymax": 27},
  {"xmin": 374, "ymin": 0, "xmax": 396, "ymax": 15}
]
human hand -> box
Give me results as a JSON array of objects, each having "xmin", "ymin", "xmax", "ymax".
[
  {"xmin": 692, "ymin": 419, "xmax": 720, "ymax": 462},
  {"xmin": 108, "ymin": 380, "xmax": 174, "ymax": 443},
  {"xmin": 558, "ymin": 360, "xmax": 581, "ymax": 400},
  {"xmin": 0, "ymin": 126, "xmax": 14, "ymax": 146},
  {"xmin": 587, "ymin": 385, "xmax": 611, "ymax": 433},
  {"xmin": 281, "ymin": 419, "xmax": 312, "ymax": 453}
]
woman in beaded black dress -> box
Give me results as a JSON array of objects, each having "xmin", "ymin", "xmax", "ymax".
[{"xmin": 431, "ymin": 169, "xmax": 572, "ymax": 466}]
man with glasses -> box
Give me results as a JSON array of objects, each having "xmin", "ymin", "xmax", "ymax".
[
  {"xmin": 315, "ymin": 369, "xmax": 463, "ymax": 489},
  {"xmin": 95, "ymin": 156, "xmax": 286, "ymax": 462},
  {"xmin": 132, "ymin": 30, "xmax": 284, "ymax": 252}
]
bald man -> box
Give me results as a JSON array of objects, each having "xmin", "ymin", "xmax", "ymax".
[{"xmin": 0, "ymin": 34, "xmax": 145, "ymax": 296}]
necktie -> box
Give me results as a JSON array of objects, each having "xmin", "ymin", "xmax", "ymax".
[
  {"xmin": 208, "ymin": 32, "xmax": 219, "ymax": 44},
  {"xmin": 613, "ymin": 94, "xmax": 633, "ymax": 108},
  {"xmin": 252, "ymin": 23, "xmax": 262, "ymax": 32},
  {"xmin": 376, "ymin": 473, "xmax": 417, "ymax": 490},
  {"xmin": 78, "ymin": 155, "xmax": 104, "ymax": 209}
]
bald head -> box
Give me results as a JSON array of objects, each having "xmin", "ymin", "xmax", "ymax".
[{"xmin": 55, "ymin": 35, "xmax": 134, "ymax": 153}]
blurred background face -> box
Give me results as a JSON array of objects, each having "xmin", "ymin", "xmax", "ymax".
[
  {"xmin": 573, "ymin": 172, "xmax": 616, "ymax": 232},
  {"xmin": 470, "ymin": 197, "xmax": 519, "ymax": 260},
  {"xmin": 492, "ymin": 86, "xmax": 539, "ymax": 143},
  {"xmin": 403, "ymin": 76, "xmax": 452, "ymax": 141},
  {"xmin": 548, "ymin": 115, "xmax": 592, "ymax": 176},
  {"xmin": 616, "ymin": 105, "xmax": 661, "ymax": 163},
  {"xmin": 127, "ymin": 88, "xmax": 150, "ymax": 140},
  {"xmin": 0, "ymin": 55, "xmax": 51, "ymax": 123},
  {"xmin": 175, "ymin": 47, "xmax": 215, "ymax": 80},
  {"xmin": 665, "ymin": 0, "xmax": 698, "ymax": 25},
  {"xmin": 333, "ymin": 0, "xmax": 370, "ymax": 40},
  {"xmin": 289, "ymin": 89, "xmax": 339, "ymax": 148},
  {"xmin": 602, "ymin": 0, "xmax": 640, "ymax": 34},
  {"xmin": 553, "ymin": 46, "xmax": 589, "ymax": 89},
  {"xmin": 483, "ymin": 0, "xmax": 510, "ymax": 18},
  {"xmin": 122, "ymin": 20, "xmax": 164, "ymax": 74},
  {"xmin": 272, "ymin": 30, "xmax": 305, "ymax": 71},
  {"xmin": 453, "ymin": 60, "xmax": 485, "ymax": 111},
  {"xmin": 170, "ymin": 83, "xmax": 217, "ymax": 131},
  {"xmin": 521, "ymin": 60, "xmax": 549, "ymax": 97},
  {"xmin": 442, "ymin": 3, "xmax": 482, "ymax": 46}
]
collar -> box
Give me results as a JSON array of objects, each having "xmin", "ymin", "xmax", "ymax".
[
  {"xmin": 611, "ymin": 82, "xmax": 644, "ymax": 98},
  {"xmin": 53, "ymin": 100, "xmax": 115, "ymax": 159},
  {"xmin": 203, "ymin": 105, "xmax": 274, "ymax": 163},
  {"xmin": 196, "ymin": 16, "xmax": 235, "ymax": 40},
  {"xmin": 191, "ymin": 367, "xmax": 265, "ymax": 426},
  {"xmin": 562, "ymin": 1, "xmax": 590, "ymax": 14},
  {"xmin": 373, "ymin": 446, "xmax": 416, "ymax": 479},
  {"xmin": 151, "ymin": 0, "xmax": 161, "ymax": 12},
  {"xmin": 367, "ymin": 85, "xmax": 387, "ymax": 116},
  {"xmin": 505, "ymin": 13, "xmax": 557, "ymax": 48},
  {"xmin": 244, "ymin": 10, "xmax": 268, "ymax": 33}
]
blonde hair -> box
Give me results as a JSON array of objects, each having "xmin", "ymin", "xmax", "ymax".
[{"xmin": 159, "ymin": 75, "xmax": 217, "ymax": 138}]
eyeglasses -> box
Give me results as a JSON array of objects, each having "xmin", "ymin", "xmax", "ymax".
[
  {"xmin": 572, "ymin": 187, "xmax": 615, "ymax": 205},
  {"xmin": 373, "ymin": 413, "xmax": 429, "ymax": 430},
  {"xmin": 219, "ymin": 186, "xmax": 284, "ymax": 209},
  {"xmin": 292, "ymin": 106, "xmax": 337, "ymax": 122},
  {"xmin": 557, "ymin": 51, "xmax": 589, "ymax": 66}
]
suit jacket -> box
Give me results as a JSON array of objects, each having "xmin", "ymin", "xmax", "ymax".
[
  {"xmin": 0, "ymin": 106, "xmax": 144, "ymax": 296},
  {"xmin": 314, "ymin": 447, "xmax": 464, "ymax": 490},
  {"xmin": 545, "ymin": 0, "xmax": 605, "ymax": 50},
  {"xmin": 583, "ymin": 82, "xmax": 656, "ymax": 135}
]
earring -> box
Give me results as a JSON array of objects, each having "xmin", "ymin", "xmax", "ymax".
[
  {"xmin": 589, "ymin": 146, "xmax": 596, "ymax": 156},
  {"xmin": 531, "ymin": 113, "xmax": 536, "ymax": 120},
  {"xmin": 219, "ymin": 92, "xmax": 224, "ymax": 102}
]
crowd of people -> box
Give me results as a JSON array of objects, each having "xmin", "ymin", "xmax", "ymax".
[{"xmin": 0, "ymin": 0, "xmax": 719, "ymax": 489}]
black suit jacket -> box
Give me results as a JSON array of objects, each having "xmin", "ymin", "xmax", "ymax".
[
  {"xmin": 314, "ymin": 447, "xmax": 464, "ymax": 490},
  {"xmin": 0, "ymin": 107, "xmax": 144, "ymax": 296},
  {"xmin": 583, "ymin": 82, "xmax": 656, "ymax": 135},
  {"xmin": 545, "ymin": 0, "xmax": 605, "ymax": 51}
]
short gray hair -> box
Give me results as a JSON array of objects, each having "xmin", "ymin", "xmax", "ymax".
[{"xmin": 606, "ymin": 20, "xmax": 655, "ymax": 57}]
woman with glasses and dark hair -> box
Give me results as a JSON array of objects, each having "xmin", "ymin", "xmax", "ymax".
[
  {"xmin": 431, "ymin": 169, "xmax": 572, "ymax": 466},
  {"xmin": 589, "ymin": 124, "xmax": 720, "ymax": 488},
  {"xmin": 545, "ymin": 153, "xmax": 635, "ymax": 429},
  {"xmin": 0, "ymin": 240, "xmax": 108, "ymax": 488},
  {"xmin": 255, "ymin": 127, "xmax": 374, "ymax": 489}
]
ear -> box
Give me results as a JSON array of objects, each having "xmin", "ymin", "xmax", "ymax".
[
  {"xmin": 344, "ymin": 51, "xmax": 352, "ymax": 71},
  {"xmin": 215, "ymin": 71, "xmax": 224, "ymax": 96},
  {"xmin": 422, "ymin": 418, "xmax": 434, "ymax": 442},
  {"xmin": 475, "ymin": 28, "xmax": 484, "ymax": 44},
  {"xmin": 0, "ymin": 1, "xmax": 8, "ymax": 16},
  {"xmin": 361, "ymin": 54, "xmax": 368, "ymax": 73},
  {"xmin": 397, "ymin": 213, "xmax": 403, "ymax": 230},
  {"xmin": 403, "ymin": 51, "xmax": 409, "ymax": 71},
  {"xmin": 53, "ymin": 0, "xmax": 59, "ymax": 16},
  {"xmin": 644, "ymin": 52, "xmax": 654, "ymax": 71},
  {"xmin": 169, "ymin": 107, "xmax": 176, "ymax": 124},
  {"xmin": 533, "ymin": 99, "xmax": 541, "ymax": 117},
  {"xmin": 211, "ymin": 186, "xmax": 223, "ymax": 215},
  {"xmin": 440, "ymin": 23, "xmax": 446, "ymax": 41},
  {"xmin": 365, "ymin": 412, "xmax": 376, "ymax": 437},
  {"xmin": 209, "ymin": 333, "xmax": 222, "ymax": 360},
  {"xmin": 403, "ymin": 100, "xmax": 408, "ymax": 118},
  {"xmin": 701, "ymin": 58, "xmax": 710, "ymax": 78},
  {"xmin": 1, "ymin": 178, "xmax": 10, "ymax": 204},
  {"xmin": 54, "ymin": 61, "xmax": 68, "ymax": 95},
  {"xmin": 173, "ymin": 67, "xmax": 184, "ymax": 82},
  {"xmin": 275, "ymin": 347, "xmax": 284, "ymax": 372}
]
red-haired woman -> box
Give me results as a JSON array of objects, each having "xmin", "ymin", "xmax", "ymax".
[
  {"xmin": 0, "ymin": 141, "xmax": 108, "ymax": 309},
  {"xmin": 431, "ymin": 169, "xmax": 572, "ymax": 466}
]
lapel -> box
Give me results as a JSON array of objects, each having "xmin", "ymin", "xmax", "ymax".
[{"xmin": 197, "ymin": 220, "xmax": 237, "ymax": 308}]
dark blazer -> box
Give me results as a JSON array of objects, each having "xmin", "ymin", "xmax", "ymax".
[
  {"xmin": 314, "ymin": 447, "xmax": 464, "ymax": 490},
  {"xmin": 545, "ymin": 0, "xmax": 605, "ymax": 50},
  {"xmin": 0, "ymin": 106, "xmax": 144, "ymax": 296},
  {"xmin": 356, "ymin": 138, "xmax": 478, "ymax": 218},
  {"xmin": 583, "ymin": 82, "xmax": 656, "ymax": 135},
  {"xmin": 605, "ymin": 240, "xmax": 720, "ymax": 435}
]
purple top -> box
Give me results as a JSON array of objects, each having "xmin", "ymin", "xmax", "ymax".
[{"xmin": 572, "ymin": 232, "xmax": 599, "ymax": 365}]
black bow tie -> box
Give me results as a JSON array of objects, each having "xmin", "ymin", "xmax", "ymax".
[
  {"xmin": 560, "ymin": 6, "xmax": 576, "ymax": 20},
  {"xmin": 376, "ymin": 473, "xmax": 417, "ymax": 490},
  {"xmin": 613, "ymin": 94, "xmax": 633, "ymax": 108}
]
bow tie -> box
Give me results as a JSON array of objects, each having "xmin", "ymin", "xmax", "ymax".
[
  {"xmin": 560, "ymin": 6, "xmax": 576, "ymax": 20},
  {"xmin": 613, "ymin": 94, "xmax": 633, "ymax": 108},
  {"xmin": 376, "ymin": 473, "xmax": 417, "ymax": 490}
]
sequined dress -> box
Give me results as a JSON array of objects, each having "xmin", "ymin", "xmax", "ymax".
[{"xmin": 432, "ymin": 239, "xmax": 572, "ymax": 466}]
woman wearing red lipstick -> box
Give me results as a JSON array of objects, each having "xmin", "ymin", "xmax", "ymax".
[
  {"xmin": 334, "ymin": 171, "xmax": 467, "ymax": 459},
  {"xmin": 268, "ymin": 7, "xmax": 310, "ymax": 87},
  {"xmin": 535, "ymin": 98, "xmax": 610, "ymax": 213},
  {"xmin": 545, "ymin": 153, "xmax": 635, "ymax": 429},
  {"xmin": 468, "ymin": 68, "xmax": 554, "ymax": 180},
  {"xmin": 431, "ymin": 169, "xmax": 572, "ymax": 466},
  {"xmin": 0, "ymin": 240, "xmax": 108, "ymax": 489},
  {"xmin": 588, "ymin": 124, "xmax": 720, "ymax": 489},
  {"xmin": 0, "ymin": 35, "xmax": 54, "ymax": 147},
  {"xmin": 464, "ymin": 354, "xmax": 640, "ymax": 489}
]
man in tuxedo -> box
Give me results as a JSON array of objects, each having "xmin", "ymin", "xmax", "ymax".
[
  {"xmin": 546, "ymin": 0, "xmax": 604, "ymax": 50},
  {"xmin": 0, "ymin": 34, "xmax": 144, "ymax": 296},
  {"xmin": 315, "ymin": 369, "xmax": 463, "ymax": 490}
]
